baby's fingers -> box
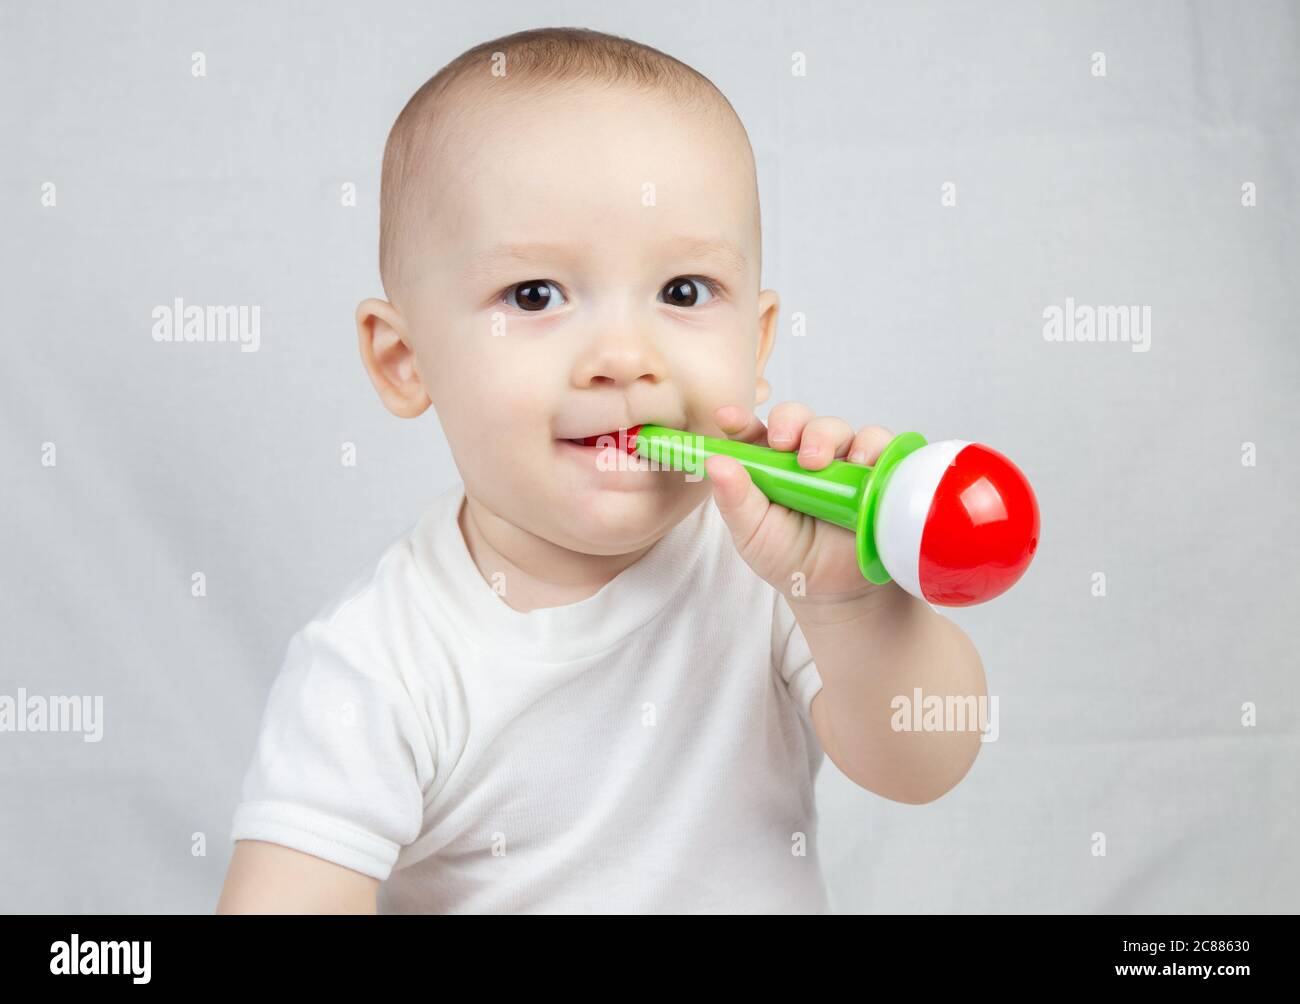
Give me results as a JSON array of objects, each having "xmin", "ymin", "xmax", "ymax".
[
  {"xmin": 765, "ymin": 401, "xmax": 817, "ymax": 451},
  {"xmin": 846, "ymin": 425, "xmax": 895, "ymax": 466},
  {"xmin": 705, "ymin": 454, "xmax": 770, "ymax": 556},
  {"xmin": 795, "ymin": 414, "xmax": 857, "ymax": 470},
  {"xmin": 714, "ymin": 404, "xmax": 769, "ymax": 446}
]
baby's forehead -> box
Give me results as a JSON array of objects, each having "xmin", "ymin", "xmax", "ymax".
[
  {"xmin": 392, "ymin": 76, "xmax": 760, "ymax": 287},
  {"xmin": 441, "ymin": 76, "xmax": 744, "ymax": 167},
  {"xmin": 455, "ymin": 83, "xmax": 750, "ymax": 192}
]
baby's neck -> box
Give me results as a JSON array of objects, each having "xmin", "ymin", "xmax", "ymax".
[{"xmin": 457, "ymin": 493, "xmax": 654, "ymax": 613}]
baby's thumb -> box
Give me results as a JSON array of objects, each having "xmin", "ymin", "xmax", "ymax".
[{"xmin": 705, "ymin": 454, "xmax": 767, "ymax": 551}]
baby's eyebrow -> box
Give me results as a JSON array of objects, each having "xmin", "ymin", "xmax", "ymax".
[
  {"xmin": 668, "ymin": 237, "xmax": 748, "ymax": 277},
  {"xmin": 460, "ymin": 236, "xmax": 747, "ymax": 281},
  {"xmin": 461, "ymin": 241, "xmax": 576, "ymax": 282}
]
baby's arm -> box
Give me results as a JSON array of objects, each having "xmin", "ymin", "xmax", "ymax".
[
  {"xmin": 216, "ymin": 840, "xmax": 379, "ymax": 914},
  {"xmin": 798, "ymin": 586, "xmax": 986, "ymax": 804},
  {"xmin": 225, "ymin": 615, "xmax": 433, "ymax": 913}
]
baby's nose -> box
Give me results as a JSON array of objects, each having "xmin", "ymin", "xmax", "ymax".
[{"xmin": 572, "ymin": 335, "xmax": 667, "ymax": 388}]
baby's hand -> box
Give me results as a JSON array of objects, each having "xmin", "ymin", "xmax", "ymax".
[{"xmin": 707, "ymin": 402, "xmax": 895, "ymax": 609}]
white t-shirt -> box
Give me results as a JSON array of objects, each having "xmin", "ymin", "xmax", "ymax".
[{"xmin": 229, "ymin": 481, "xmax": 829, "ymax": 913}]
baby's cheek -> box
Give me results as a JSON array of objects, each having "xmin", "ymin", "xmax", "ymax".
[
  {"xmin": 408, "ymin": 333, "xmax": 459, "ymax": 401},
  {"xmin": 425, "ymin": 326, "xmax": 529, "ymax": 404},
  {"xmin": 494, "ymin": 366, "xmax": 556, "ymax": 426},
  {"xmin": 684, "ymin": 359, "xmax": 758, "ymax": 427}
]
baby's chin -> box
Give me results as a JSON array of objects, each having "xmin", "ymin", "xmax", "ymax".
[{"xmin": 545, "ymin": 476, "xmax": 702, "ymax": 555}]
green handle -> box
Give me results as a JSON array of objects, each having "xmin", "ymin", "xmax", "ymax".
[{"xmin": 633, "ymin": 424, "xmax": 928, "ymax": 584}]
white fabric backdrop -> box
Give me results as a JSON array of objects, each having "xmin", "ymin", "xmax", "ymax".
[{"xmin": 2, "ymin": 0, "xmax": 1296, "ymax": 912}]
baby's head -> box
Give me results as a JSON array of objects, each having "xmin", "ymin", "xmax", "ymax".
[{"xmin": 357, "ymin": 27, "xmax": 779, "ymax": 556}]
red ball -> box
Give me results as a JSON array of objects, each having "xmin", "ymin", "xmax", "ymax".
[{"xmin": 917, "ymin": 444, "xmax": 1040, "ymax": 606}]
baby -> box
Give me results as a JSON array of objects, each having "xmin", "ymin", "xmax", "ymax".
[{"xmin": 217, "ymin": 26, "xmax": 986, "ymax": 915}]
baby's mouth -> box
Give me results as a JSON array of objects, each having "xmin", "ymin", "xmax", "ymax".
[{"xmin": 560, "ymin": 425, "xmax": 644, "ymax": 455}]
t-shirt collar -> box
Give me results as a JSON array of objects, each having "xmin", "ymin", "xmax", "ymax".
[{"xmin": 412, "ymin": 482, "xmax": 714, "ymax": 662}]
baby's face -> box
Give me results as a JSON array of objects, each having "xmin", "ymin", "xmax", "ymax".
[{"xmin": 396, "ymin": 82, "xmax": 776, "ymax": 554}]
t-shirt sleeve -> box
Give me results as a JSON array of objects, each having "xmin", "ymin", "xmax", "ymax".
[
  {"xmin": 229, "ymin": 617, "xmax": 432, "ymax": 881},
  {"xmin": 771, "ymin": 588, "xmax": 824, "ymax": 723}
]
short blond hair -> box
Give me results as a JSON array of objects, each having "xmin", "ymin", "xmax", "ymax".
[{"xmin": 378, "ymin": 26, "xmax": 757, "ymax": 300}]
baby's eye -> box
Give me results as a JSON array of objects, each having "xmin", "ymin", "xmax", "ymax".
[
  {"xmin": 505, "ymin": 280, "xmax": 567, "ymax": 312},
  {"xmin": 660, "ymin": 276, "xmax": 718, "ymax": 308}
]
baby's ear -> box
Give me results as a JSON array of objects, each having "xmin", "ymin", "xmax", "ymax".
[
  {"xmin": 753, "ymin": 288, "xmax": 780, "ymax": 407},
  {"xmin": 356, "ymin": 298, "xmax": 431, "ymax": 418}
]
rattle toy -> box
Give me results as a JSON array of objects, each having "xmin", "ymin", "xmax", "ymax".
[{"xmin": 586, "ymin": 424, "xmax": 1040, "ymax": 607}]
